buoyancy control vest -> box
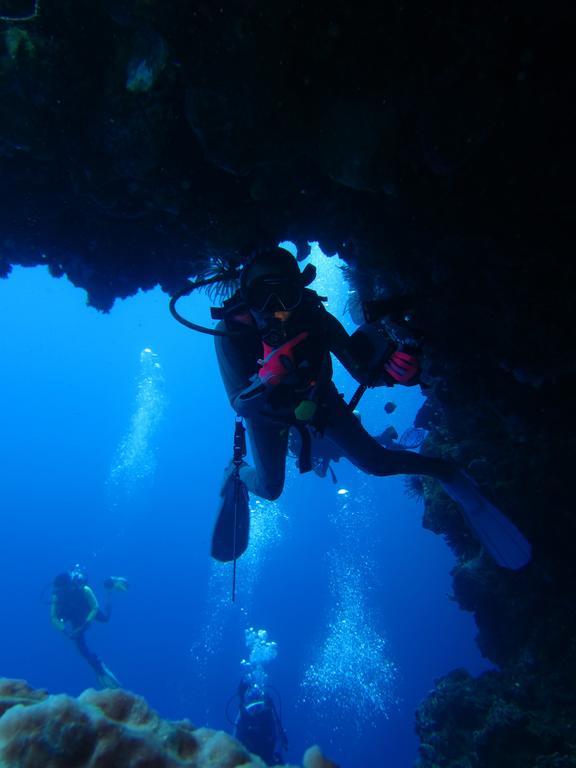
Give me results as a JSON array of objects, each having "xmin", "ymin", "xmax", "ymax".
[
  {"xmin": 214, "ymin": 288, "xmax": 334, "ymax": 405},
  {"xmin": 213, "ymin": 289, "xmax": 334, "ymax": 472}
]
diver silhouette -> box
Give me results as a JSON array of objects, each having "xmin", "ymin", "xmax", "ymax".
[
  {"xmin": 233, "ymin": 680, "xmax": 288, "ymax": 766},
  {"xmin": 50, "ymin": 564, "xmax": 128, "ymax": 688},
  {"xmin": 209, "ymin": 246, "xmax": 531, "ymax": 571}
]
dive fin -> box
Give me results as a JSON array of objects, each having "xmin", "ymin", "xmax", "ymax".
[
  {"xmin": 211, "ymin": 468, "xmax": 250, "ymax": 562},
  {"xmin": 441, "ymin": 470, "xmax": 531, "ymax": 570},
  {"xmin": 96, "ymin": 663, "xmax": 121, "ymax": 689}
]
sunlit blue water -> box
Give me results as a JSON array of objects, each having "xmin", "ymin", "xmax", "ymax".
[{"xmin": 0, "ymin": 247, "xmax": 491, "ymax": 767}]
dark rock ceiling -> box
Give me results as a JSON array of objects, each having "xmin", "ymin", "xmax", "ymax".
[{"xmin": 1, "ymin": 1, "xmax": 575, "ymax": 765}]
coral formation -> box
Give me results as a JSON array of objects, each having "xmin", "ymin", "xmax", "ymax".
[
  {"xmin": 416, "ymin": 666, "xmax": 576, "ymax": 768},
  {"xmin": 0, "ymin": 678, "xmax": 337, "ymax": 768}
]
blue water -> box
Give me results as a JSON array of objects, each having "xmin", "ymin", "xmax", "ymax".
[{"xmin": 0, "ymin": 248, "xmax": 491, "ymax": 767}]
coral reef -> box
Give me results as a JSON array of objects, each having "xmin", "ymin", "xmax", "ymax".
[
  {"xmin": 414, "ymin": 367, "xmax": 576, "ymax": 765},
  {"xmin": 0, "ymin": 678, "xmax": 337, "ymax": 768},
  {"xmin": 416, "ymin": 667, "xmax": 576, "ymax": 768}
]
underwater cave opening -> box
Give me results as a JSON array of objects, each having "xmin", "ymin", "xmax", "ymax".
[{"xmin": 0, "ymin": 253, "xmax": 493, "ymax": 767}]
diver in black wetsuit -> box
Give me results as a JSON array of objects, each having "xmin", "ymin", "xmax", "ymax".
[
  {"xmin": 212, "ymin": 246, "xmax": 531, "ymax": 570},
  {"xmin": 50, "ymin": 565, "xmax": 128, "ymax": 688},
  {"xmin": 233, "ymin": 681, "xmax": 288, "ymax": 766},
  {"xmin": 214, "ymin": 248, "xmax": 445, "ymax": 493}
]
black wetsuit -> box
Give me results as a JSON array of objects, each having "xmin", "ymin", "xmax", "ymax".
[
  {"xmin": 215, "ymin": 290, "xmax": 451, "ymax": 501},
  {"xmin": 234, "ymin": 695, "xmax": 286, "ymax": 766}
]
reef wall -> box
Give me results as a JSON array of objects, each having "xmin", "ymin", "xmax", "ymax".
[
  {"xmin": 1, "ymin": 2, "xmax": 574, "ymax": 765},
  {"xmin": 1, "ymin": 2, "xmax": 570, "ymax": 307}
]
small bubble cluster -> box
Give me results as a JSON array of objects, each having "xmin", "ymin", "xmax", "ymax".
[
  {"xmin": 192, "ymin": 498, "xmax": 286, "ymax": 669},
  {"xmin": 108, "ymin": 348, "xmax": 167, "ymax": 499},
  {"xmin": 189, "ymin": 562, "xmax": 231, "ymax": 677},
  {"xmin": 240, "ymin": 498, "xmax": 287, "ymax": 597},
  {"xmin": 328, "ymin": 482, "xmax": 376, "ymax": 550},
  {"xmin": 240, "ymin": 627, "xmax": 278, "ymax": 689},
  {"xmin": 301, "ymin": 559, "xmax": 398, "ymax": 729}
]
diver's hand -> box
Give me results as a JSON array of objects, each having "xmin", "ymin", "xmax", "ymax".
[
  {"xmin": 235, "ymin": 376, "xmax": 270, "ymax": 418},
  {"xmin": 236, "ymin": 368, "xmax": 307, "ymax": 419},
  {"xmin": 350, "ymin": 321, "xmax": 420, "ymax": 386},
  {"xmin": 236, "ymin": 375, "xmax": 295, "ymax": 419},
  {"xmin": 67, "ymin": 623, "xmax": 86, "ymax": 638},
  {"xmin": 382, "ymin": 348, "xmax": 420, "ymax": 385},
  {"xmin": 238, "ymin": 377, "xmax": 266, "ymax": 402},
  {"xmin": 366, "ymin": 348, "xmax": 420, "ymax": 387}
]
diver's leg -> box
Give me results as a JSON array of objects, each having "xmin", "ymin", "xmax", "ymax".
[
  {"xmin": 239, "ymin": 418, "xmax": 289, "ymax": 500},
  {"xmin": 73, "ymin": 633, "xmax": 104, "ymax": 674},
  {"xmin": 74, "ymin": 632, "xmax": 121, "ymax": 688},
  {"xmin": 323, "ymin": 388, "xmax": 531, "ymax": 569},
  {"xmin": 323, "ymin": 389, "xmax": 451, "ymax": 480}
]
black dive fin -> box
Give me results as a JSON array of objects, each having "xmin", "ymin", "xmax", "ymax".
[
  {"xmin": 441, "ymin": 470, "xmax": 531, "ymax": 570},
  {"xmin": 211, "ymin": 470, "xmax": 250, "ymax": 562}
]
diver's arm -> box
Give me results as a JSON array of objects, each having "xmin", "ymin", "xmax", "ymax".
[
  {"xmin": 83, "ymin": 586, "xmax": 100, "ymax": 625},
  {"xmin": 214, "ymin": 328, "xmax": 269, "ymax": 417},
  {"xmin": 324, "ymin": 308, "xmax": 420, "ymax": 386},
  {"xmin": 50, "ymin": 596, "xmax": 65, "ymax": 631},
  {"xmin": 324, "ymin": 310, "xmax": 384, "ymax": 384}
]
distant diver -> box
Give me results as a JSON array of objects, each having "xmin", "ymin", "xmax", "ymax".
[
  {"xmin": 171, "ymin": 246, "xmax": 531, "ymax": 570},
  {"xmin": 50, "ymin": 564, "xmax": 128, "ymax": 688},
  {"xmin": 233, "ymin": 680, "xmax": 288, "ymax": 766}
]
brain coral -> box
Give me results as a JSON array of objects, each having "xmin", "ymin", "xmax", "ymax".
[{"xmin": 0, "ymin": 679, "xmax": 337, "ymax": 768}]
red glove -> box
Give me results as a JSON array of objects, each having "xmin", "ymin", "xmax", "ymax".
[
  {"xmin": 258, "ymin": 331, "xmax": 309, "ymax": 386},
  {"xmin": 383, "ymin": 349, "xmax": 420, "ymax": 385}
]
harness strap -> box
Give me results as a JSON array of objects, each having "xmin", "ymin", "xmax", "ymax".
[{"xmin": 293, "ymin": 423, "xmax": 312, "ymax": 474}]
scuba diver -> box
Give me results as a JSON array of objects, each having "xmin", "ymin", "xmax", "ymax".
[
  {"xmin": 50, "ymin": 564, "xmax": 128, "ymax": 688},
  {"xmin": 171, "ymin": 245, "xmax": 531, "ymax": 571},
  {"xmin": 233, "ymin": 680, "xmax": 288, "ymax": 766}
]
